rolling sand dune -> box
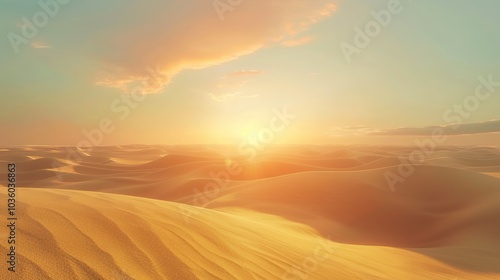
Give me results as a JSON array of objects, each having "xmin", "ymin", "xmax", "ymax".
[
  {"xmin": 1, "ymin": 145, "xmax": 500, "ymax": 279},
  {"xmin": 0, "ymin": 188, "xmax": 499, "ymax": 280},
  {"xmin": 206, "ymin": 166, "xmax": 500, "ymax": 247}
]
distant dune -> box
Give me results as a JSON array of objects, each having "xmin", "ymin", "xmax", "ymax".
[{"xmin": 1, "ymin": 145, "xmax": 500, "ymax": 279}]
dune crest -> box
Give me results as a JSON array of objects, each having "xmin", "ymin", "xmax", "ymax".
[
  {"xmin": 1, "ymin": 188, "xmax": 498, "ymax": 280},
  {"xmin": 1, "ymin": 145, "xmax": 500, "ymax": 279}
]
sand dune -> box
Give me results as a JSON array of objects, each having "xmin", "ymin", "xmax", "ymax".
[
  {"xmin": 0, "ymin": 188, "xmax": 498, "ymax": 280},
  {"xmin": 1, "ymin": 145, "xmax": 500, "ymax": 279},
  {"xmin": 206, "ymin": 166, "xmax": 500, "ymax": 247}
]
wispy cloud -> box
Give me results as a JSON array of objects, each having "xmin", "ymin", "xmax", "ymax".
[
  {"xmin": 327, "ymin": 125, "xmax": 381, "ymax": 137},
  {"xmin": 31, "ymin": 41, "xmax": 51, "ymax": 49},
  {"xmin": 88, "ymin": 1, "xmax": 335, "ymax": 94},
  {"xmin": 371, "ymin": 120, "xmax": 500, "ymax": 136},
  {"xmin": 328, "ymin": 120, "xmax": 500, "ymax": 137},
  {"xmin": 209, "ymin": 70, "xmax": 263, "ymax": 101}
]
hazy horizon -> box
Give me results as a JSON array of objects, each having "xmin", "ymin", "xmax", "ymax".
[{"xmin": 1, "ymin": 0, "xmax": 499, "ymax": 146}]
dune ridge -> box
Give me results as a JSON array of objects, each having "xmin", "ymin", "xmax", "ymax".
[
  {"xmin": 1, "ymin": 188, "xmax": 498, "ymax": 280},
  {"xmin": 1, "ymin": 145, "xmax": 500, "ymax": 279}
]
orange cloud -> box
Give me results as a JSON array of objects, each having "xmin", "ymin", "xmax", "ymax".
[
  {"xmin": 31, "ymin": 41, "xmax": 51, "ymax": 49},
  {"xmin": 208, "ymin": 70, "xmax": 263, "ymax": 101},
  {"xmin": 93, "ymin": 1, "xmax": 335, "ymax": 94}
]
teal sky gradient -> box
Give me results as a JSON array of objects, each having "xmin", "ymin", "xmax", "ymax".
[{"xmin": 1, "ymin": 0, "xmax": 499, "ymax": 146}]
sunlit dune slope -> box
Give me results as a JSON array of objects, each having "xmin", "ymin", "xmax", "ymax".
[
  {"xmin": 2, "ymin": 146, "xmax": 500, "ymax": 201},
  {"xmin": 206, "ymin": 165, "xmax": 500, "ymax": 248},
  {"xmin": 1, "ymin": 146, "xmax": 500, "ymax": 279},
  {"xmin": 1, "ymin": 188, "xmax": 499, "ymax": 280}
]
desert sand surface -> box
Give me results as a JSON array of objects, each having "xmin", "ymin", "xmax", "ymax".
[{"xmin": 1, "ymin": 145, "xmax": 500, "ymax": 279}]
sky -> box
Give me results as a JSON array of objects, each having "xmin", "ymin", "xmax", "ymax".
[{"xmin": 1, "ymin": 0, "xmax": 500, "ymax": 146}]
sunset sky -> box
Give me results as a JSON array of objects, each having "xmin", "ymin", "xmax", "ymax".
[{"xmin": 1, "ymin": 0, "xmax": 499, "ymax": 146}]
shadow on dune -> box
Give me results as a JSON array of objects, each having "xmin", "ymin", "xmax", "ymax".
[
  {"xmin": 207, "ymin": 165, "xmax": 500, "ymax": 273},
  {"xmin": 4, "ymin": 145, "xmax": 500, "ymax": 276}
]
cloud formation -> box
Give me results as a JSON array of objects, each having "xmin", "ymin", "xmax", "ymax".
[
  {"xmin": 371, "ymin": 120, "xmax": 500, "ymax": 136},
  {"xmin": 86, "ymin": 0, "xmax": 335, "ymax": 94},
  {"xmin": 31, "ymin": 41, "xmax": 51, "ymax": 49},
  {"xmin": 208, "ymin": 70, "xmax": 262, "ymax": 101},
  {"xmin": 329, "ymin": 120, "xmax": 500, "ymax": 137},
  {"xmin": 327, "ymin": 125, "xmax": 380, "ymax": 137}
]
